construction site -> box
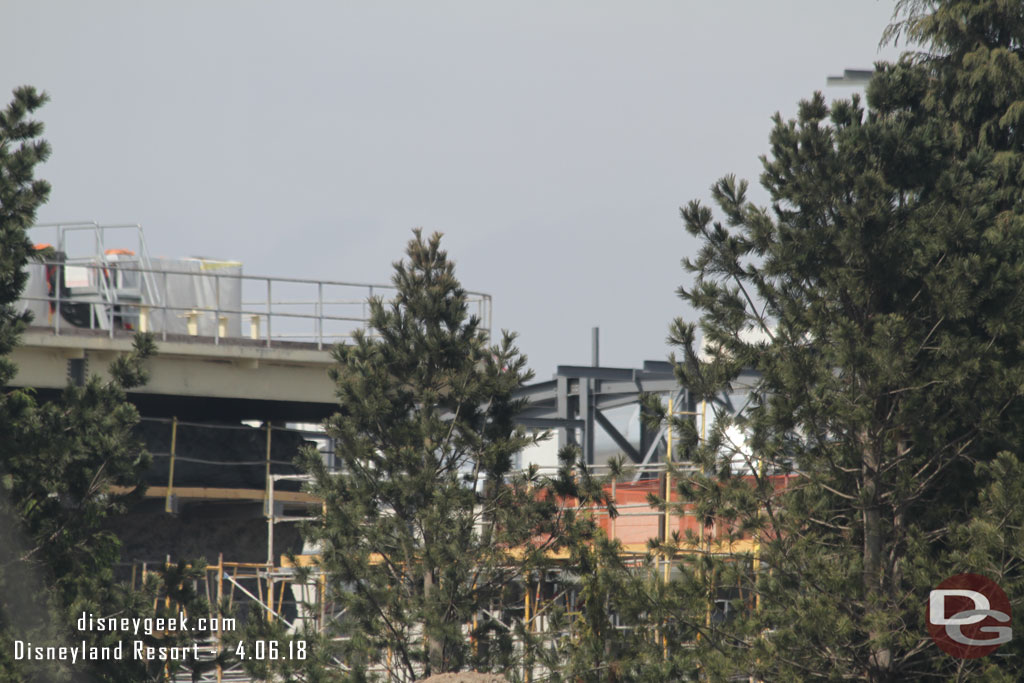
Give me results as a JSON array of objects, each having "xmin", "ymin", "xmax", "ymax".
[{"xmin": 10, "ymin": 222, "xmax": 779, "ymax": 682}]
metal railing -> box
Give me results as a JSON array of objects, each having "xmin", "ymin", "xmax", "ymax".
[{"xmin": 21, "ymin": 260, "xmax": 492, "ymax": 350}]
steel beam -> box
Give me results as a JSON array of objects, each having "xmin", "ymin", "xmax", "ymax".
[
  {"xmin": 593, "ymin": 409, "xmax": 641, "ymax": 463},
  {"xmin": 579, "ymin": 376, "xmax": 593, "ymax": 465},
  {"xmin": 556, "ymin": 375, "xmax": 574, "ymax": 449}
]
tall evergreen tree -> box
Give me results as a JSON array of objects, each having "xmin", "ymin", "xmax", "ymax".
[
  {"xmin": 658, "ymin": 3, "xmax": 1024, "ymax": 680},
  {"xmin": 303, "ymin": 231, "xmax": 579, "ymax": 681},
  {"xmin": 0, "ymin": 86, "xmax": 174, "ymax": 682},
  {"xmin": 0, "ymin": 86, "xmax": 49, "ymax": 370}
]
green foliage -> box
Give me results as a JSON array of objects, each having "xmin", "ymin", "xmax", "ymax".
[
  {"xmin": 661, "ymin": 2, "xmax": 1024, "ymax": 680},
  {"xmin": 236, "ymin": 606, "xmax": 338, "ymax": 683},
  {"xmin": 302, "ymin": 230, "xmax": 580, "ymax": 681},
  {"xmin": 0, "ymin": 86, "xmax": 50, "ymax": 383},
  {"xmin": 0, "ymin": 331, "xmax": 161, "ymax": 682},
  {"xmin": 538, "ymin": 536, "xmax": 702, "ymax": 683},
  {"xmin": 0, "ymin": 86, "xmax": 173, "ymax": 682}
]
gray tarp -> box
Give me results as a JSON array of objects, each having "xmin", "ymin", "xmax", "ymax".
[
  {"xmin": 17, "ymin": 261, "xmax": 51, "ymax": 323},
  {"xmin": 146, "ymin": 257, "xmax": 243, "ymax": 337}
]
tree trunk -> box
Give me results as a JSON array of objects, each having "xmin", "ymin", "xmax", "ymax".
[
  {"xmin": 863, "ymin": 440, "xmax": 890, "ymax": 679},
  {"xmin": 425, "ymin": 568, "xmax": 443, "ymax": 674}
]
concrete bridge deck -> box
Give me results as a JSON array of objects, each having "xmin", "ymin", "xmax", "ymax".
[{"xmin": 9, "ymin": 326, "xmax": 339, "ymax": 421}]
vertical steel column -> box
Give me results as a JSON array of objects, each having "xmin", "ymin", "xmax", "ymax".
[
  {"xmin": 267, "ymin": 473, "xmax": 275, "ymax": 568},
  {"xmin": 556, "ymin": 375, "xmax": 572, "ymax": 450},
  {"xmin": 580, "ymin": 377, "xmax": 593, "ymax": 466},
  {"xmin": 265, "ymin": 423, "xmax": 275, "ymax": 624},
  {"xmin": 265, "ymin": 422, "xmax": 274, "ymax": 571},
  {"xmin": 585, "ymin": 328, "xmax": 599, "ymax": 466}
]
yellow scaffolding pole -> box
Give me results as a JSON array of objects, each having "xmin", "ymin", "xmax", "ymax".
[
  {"xmin": 164, "ymin": 417, "xmax": 178, "ymax": 513},
  {"xmin": 753, "ymin": 429, "xmax": 765, "ymax": 613},
  {"xmin": 664, "ymin": 397, "xmax": 673, "ymax": 581},
  {"xmin": 524, "ymin": 574, "xmax": 532, "ymax": 683}
]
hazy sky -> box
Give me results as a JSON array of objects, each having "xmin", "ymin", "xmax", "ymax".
[{"xmin": 3, "ymin": 1, "xmax": 905, "ymax": 377}]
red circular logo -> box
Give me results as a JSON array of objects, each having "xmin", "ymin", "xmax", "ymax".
[{"xmin": 928, "ymin": 573, "xmax": 1012, "ymax": 658}]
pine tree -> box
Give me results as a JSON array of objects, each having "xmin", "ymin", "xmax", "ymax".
[
  {"xmin": 0, "ymin": 86, "xmax": 49, "ymax": 373},
  {"xmin": 0, "ymin": 87, "xmax": 169, "ymax": 682},
  {"xmin": 536, "ymin": 532, "xmax": 703, "ymax": 683},
  {"xmin": 659, "ymin": 3, "xmax": 1024, "ymax": 679},
  {"xmin": 303, "ymin": 231, "xmax": 577, "ymax": 681}
]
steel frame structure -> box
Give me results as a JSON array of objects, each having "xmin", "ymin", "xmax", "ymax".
[{"xmin": 515, "ymin": 360, "xmax": 759, "ymax": 470}]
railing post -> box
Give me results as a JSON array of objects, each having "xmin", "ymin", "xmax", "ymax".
[
  {"xmin": 317, "ymin": 281, "xmax": 323, "ymax": 350},
  {"xmin": 54, "ymin": 262, "xmax": 61, "ymax": 335},
  {"xmin": 266, "ymin": 279, "xmax": 272, "ymax": 348},
  {"xmin": 214, "ymin": 274, "xmax": 221, "ymax": 345},
  {"xmin": 162, "ymin": 270, "xmax": 168, "ymax": 342},
  {"xmin": 366, "ymin": 285, "xmax": 373, "ymax": 325},
  {"xmin": 185, "ymin": 310, "xmax": 200, "ymax": 336}
]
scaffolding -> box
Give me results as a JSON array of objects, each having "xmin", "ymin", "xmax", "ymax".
[
  {"xmin": 86, "ymin": 344, "xmax": 791, "ymax": 681},
  {"xmin": 108, "ymin": 404, "xmax": 787, "ymax": 682}
]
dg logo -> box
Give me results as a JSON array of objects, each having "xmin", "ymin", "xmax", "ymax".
[{"xmin": 928, "ymin": 573, "xmax": 1012, "ymax": 658}]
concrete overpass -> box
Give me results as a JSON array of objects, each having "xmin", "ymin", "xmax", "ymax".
[{"xmin": 10, "ymin": 326, "xmax": 339, "ymax": 421}]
